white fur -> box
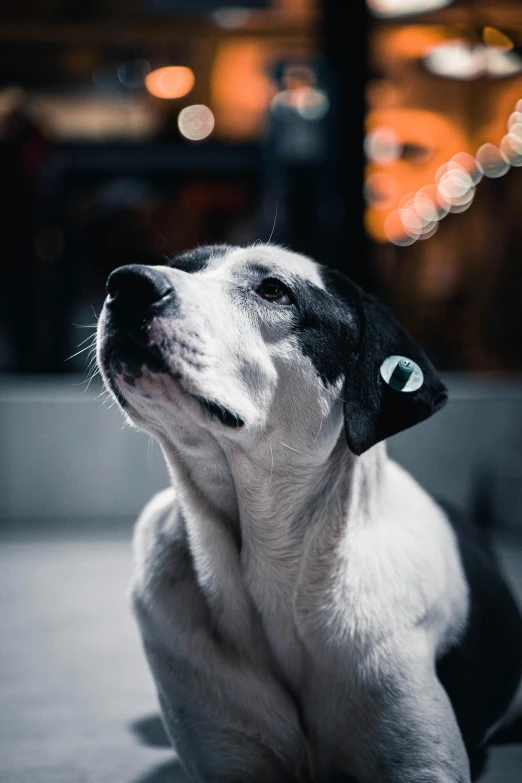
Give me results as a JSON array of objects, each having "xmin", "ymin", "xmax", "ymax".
[{"xmin": 98, "ymin": 245, "xmax": 471, "ymax": 783}]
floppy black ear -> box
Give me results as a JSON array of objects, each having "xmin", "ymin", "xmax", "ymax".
[{"xmin": 344, "ymin": 293, "xmax": 448, "ymax": 456}]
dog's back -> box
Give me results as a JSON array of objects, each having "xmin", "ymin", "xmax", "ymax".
[{"xmin": 435, "ymin": 502, "xmax": 522, "ymax": 777}]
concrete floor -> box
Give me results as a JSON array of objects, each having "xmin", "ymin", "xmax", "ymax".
[{"xmin": 1, "ymin": 519, "xmax": 521, "ymax": 783}]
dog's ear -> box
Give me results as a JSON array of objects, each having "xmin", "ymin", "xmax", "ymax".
[{"xmin": 344, "ymin": 293, "xmax": 448, "ymax": 456}]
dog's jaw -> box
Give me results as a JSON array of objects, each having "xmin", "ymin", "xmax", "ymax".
[{"xmin": 97, "ymin": 308, "xmax": 246, "ymax": 431}]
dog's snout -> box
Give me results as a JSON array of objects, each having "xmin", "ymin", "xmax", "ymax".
[{"xmin": 106, "ymin": 265, "xmax": 173, "ymax": 312}]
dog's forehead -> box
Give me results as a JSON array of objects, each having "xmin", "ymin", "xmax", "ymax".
[
  {"xmin": 173, "ymin": 244, "xmax": 326, "ymax": 288},
  {"xmin": 223, "ymin": 246, "xmax": 325, "ymax": 286}
]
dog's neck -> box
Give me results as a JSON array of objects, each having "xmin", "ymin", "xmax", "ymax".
[
  {"xmin": 158, "ymin": 427, "xmax": 386, "ymax": 649},
  {"xmin": 160, "ymin": 426, "xmax": 386, "ymax": 563}
]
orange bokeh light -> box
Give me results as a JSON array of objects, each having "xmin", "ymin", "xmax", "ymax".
[
  {"xmin": 365, "ymin": 108, "xmax": 470, "ymax": 242},
  {"xmin": 211, "ymin": 41, "xmax": 277, "ymax": 140},
  {"xmin": 145, "ymin": 66, "xmax": 195, "ymax": 100}
]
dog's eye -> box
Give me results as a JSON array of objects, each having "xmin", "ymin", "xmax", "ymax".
[{"xmin": 256, "ymin": 279, "xmax": 293, "ymax": 305}]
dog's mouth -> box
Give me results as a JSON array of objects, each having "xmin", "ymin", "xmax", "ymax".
[
  {"xmin": 190, "ymin": 394, "xmax": 244, "ymax": 429},
  {"xmin": 103, "ymin": 333, "xmax": 244, "ymax": 430}
]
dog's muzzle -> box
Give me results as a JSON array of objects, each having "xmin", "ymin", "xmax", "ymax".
[
  {"xmin": 101, "ymin": 264, "xmax": 177, "ymax": 378},
  {"xmin": 106, "ymin": 264, "xmax": 176, "ymax": 325},
  {"xmin": 100, "ymin": 264, "xmax": 245, "ymax": 429}
]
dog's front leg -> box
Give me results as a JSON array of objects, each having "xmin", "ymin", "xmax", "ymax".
[
  {"xmin": 133, "ymin": 594, "xmax": 311, "ymax": 783},
  {"xmin": 301, "ymin": 630, "xmax": 471, "ymax": 783}
]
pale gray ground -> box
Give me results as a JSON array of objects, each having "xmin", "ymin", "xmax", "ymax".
[{"xmin": 1, "ymin": 518, "xmax": 521, "ymax": 783}]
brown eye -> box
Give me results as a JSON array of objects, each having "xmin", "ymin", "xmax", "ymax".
[{"xmin": 256, "ymin": 278, "xmax": 293, "ymax": 305}]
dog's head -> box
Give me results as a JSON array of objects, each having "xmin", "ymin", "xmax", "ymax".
[{"xmin": 97, "ymin": 244, "xmax": 447, "ymax": 457}]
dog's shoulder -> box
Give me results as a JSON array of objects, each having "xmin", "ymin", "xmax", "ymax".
[
  {"xmin": 368, "ymin": 458, "xmax": 470, "ymax": 648},
  {"xmin": 129, "ymin": 489, "xmax": 214, "ymax": 655},
  {"xmin": 130, "ymin": 487, "xmax": 189, "ymax": 615},
  {"xmin": 132, "ymin": 487, "xmax": 181, "ymax": 586}
]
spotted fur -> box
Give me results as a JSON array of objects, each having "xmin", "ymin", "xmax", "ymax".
[{"xmin": 97, "ymin": 244, "xmax": 522, "ymax": 783}]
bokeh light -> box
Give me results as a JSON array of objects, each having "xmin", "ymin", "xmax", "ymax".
[
  {"xmin": 423, "ymin": 41, "xmax": 522, "ymax": 80},
  {"xmin": 500, "ymin": 124, "xmax": 522, "ymax": 167},
  {"xmin": 367, "ymin": 0, "xmax": 454, "ymax": 18},
  {"xmin": 484, "ymin": 49, "xmax": 522, "ymax": 78},
  {"xmin": 482, "ymin": 27, "xmax": 514, "ymax": 51},
  {"xmin": 145, "ymin": 66, "xmax": 195, "ymax": 100},
  {"xmin": 295, "ymin": 87, "xmax": 329, "ymax": 121},
  {"xmin": 365, "ymin": 108, "xmax": 469, "ymax": 242},
  {"xmin": 476, "ymin": 143, "xmax": 510, "ymax": 178},
  {"xmin": 450, "ymin": 152, "xmax": 483, "ymax": 185},
  {"xmin": 379, "ymin": 99, "xmax": 521, "ymax": 246},
  {"xmin": 364, "ymin": 127, "xmax": 401, "ymax": 165},
  {"xmin": 177, "ymin": 105, "xmax": 215, "ymax": 141},
  {"xmin": 424, "ymin": 41, "xmax": 483, "ymax": 80}
]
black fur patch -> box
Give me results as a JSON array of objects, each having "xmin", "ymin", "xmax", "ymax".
[
  {"xmin": 192, "ymin": 394, "xmax": 244, "ymax": 429},
  {"xmin": 167, "ymin": 244, "xmax": 232, "ymax": 274},
  {"xmin": 436, "ymin": 502, "xmax": 522, "ymax": 779},
  {"xmin": 109, "ymin": 339, "xmax": 170, "ymax": 378},
  {"xmin": 290, "ymin": 267, "xmax": 361, "ymax": 386}
]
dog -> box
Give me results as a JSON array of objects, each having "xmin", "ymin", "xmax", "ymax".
[{"xmin": 97, "ymin": 243, "xmax": 522, "ymax": 783}]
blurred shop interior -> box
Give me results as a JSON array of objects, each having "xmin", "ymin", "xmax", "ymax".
[{"xmin": 1, "ymin": 0, "xmax": 521, "ymax": 376}]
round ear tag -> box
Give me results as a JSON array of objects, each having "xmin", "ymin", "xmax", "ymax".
[{"xmin": 380, "ymin": 355, "xmax": 424, "ymax": 392}]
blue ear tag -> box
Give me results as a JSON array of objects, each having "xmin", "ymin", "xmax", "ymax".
[{"xmin": 380, "ymin": 355, "xmax": 424, "ymax": 392}]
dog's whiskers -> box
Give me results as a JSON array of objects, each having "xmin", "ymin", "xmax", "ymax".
[
  {"xmin": 312, "ymin": 412, "xmax": 325, "ymax": 442},
  {"xmin": 84, "ymin": 368, "xmax": 100, "ymax": 393},
  {"xmin": 267, "ymin": 203, "xmax": 278, "ymax": 245},
  {"xmin": 147, "ymin": 436, "xmax": 155, "ymax": 472},
  {"xmin": 268, "ymin": 442, "xmax": 274, "ymax": 486},
  {"xmin": 65, "ymin": 341, "xmax": 97, "ymax": 362},
  {"xmin": 279, "ymin": 441, "xmax": 313, "ymax": 458},
  {"xmin": 321, "ymin": 381, "xmax": 350, "ymax": 406},
  {"xmin": 75, "ymin": 333, "xmax": 97, "ymax": 349},
  {"xmin": 94, "ymin": 387, "xmax": 110, "ymax": 402}
]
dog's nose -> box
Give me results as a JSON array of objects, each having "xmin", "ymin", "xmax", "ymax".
[{"xmin": 106, "ymin": 265, "xmax": 173, "ymax": 312}]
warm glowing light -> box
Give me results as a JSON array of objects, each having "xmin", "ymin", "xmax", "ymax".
[
  {"xmin": 401, "ymin": 195, "xmax": 439, "ymax": 239},
  {"xmin": 482, "ymin": 27, "xmax": 514, "ymax": 51},
  {"xmin": 295, "ymin": 88, "xmax": 329, "ymax": 121},
  {"xmin": 484, "ymin": 49, "xmax": 522, "ymax": 78},
  {"xmin": 501, "ymin": 103, "xmax": 522, "ymax": 165},
  {"xmin": 424, "ymin": 41, "xmax": 522, "ymax": 80},
  {"xmin": 178, "ymin": 105, "xmax": 215, "ymax": 141},
  {"xmin": 475, "ymin": 143, "xmax": 510, "ymax": 178},
  {"xmin": 367, "ymin": 0, "xmax": 454, "ymax": 18},
  {"xmin": 270, "ymin": 87, "xmax": 329, "ymax": 122},
  {"xmin": 500, "ymin": 134, "xmax": 522, "ymax": 167},
  {"xmin": 365, "ymin": 108, "xmax": 469, "ymax": 242},
  {"xmin": 508, "ymin": 112, "xmax": 522, "ymax": 130},
  {"xmin": 423, "ymin": 41, "xmax": 483, "ymax": 80},
  {"xmin": 437, "ymin": 168, "xmax": 475, "ymax": 211},
  {"xmin": 145, "ymin": 66, "xmax": 195, "ymax": 100},
  {"xmin": 417, "ymin": 184, "xmax": 449, "ymax": 218},
  {"xmin": 364, "ymin": 127, "xmax": 401, "ymax": 164},
  {"xmin": 377, "ymin": 98, "xmax": 522, "ymax": 246},
  {"xmin": 450, "ymin": 152, "xmax": 483, "ymax": 185},
  {"xmin": 210, "ymin": 42, "xmax": 276, "ymax": 140},
  {"xmin": 384, "ymin": 211, "xmax": 417, "ymax": 246}
]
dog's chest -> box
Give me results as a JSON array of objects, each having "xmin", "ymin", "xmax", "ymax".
[{"xmin": 240, "ymin": 533, "xmax": 306, "ymax": 687}]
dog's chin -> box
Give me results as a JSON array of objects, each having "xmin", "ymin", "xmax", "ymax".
[{"xmin": 102, "ymin": 338, "xmax": 245, "ymax": 430}]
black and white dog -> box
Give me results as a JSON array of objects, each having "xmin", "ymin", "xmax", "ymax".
[{"xmin": 97, "ymin": 244, "xmax": 522, "ymax": 783}]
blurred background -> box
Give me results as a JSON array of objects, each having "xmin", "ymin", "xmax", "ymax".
[{"xmin": 1, "ymin": 1, "xmax": 522, "ymax": 782}]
